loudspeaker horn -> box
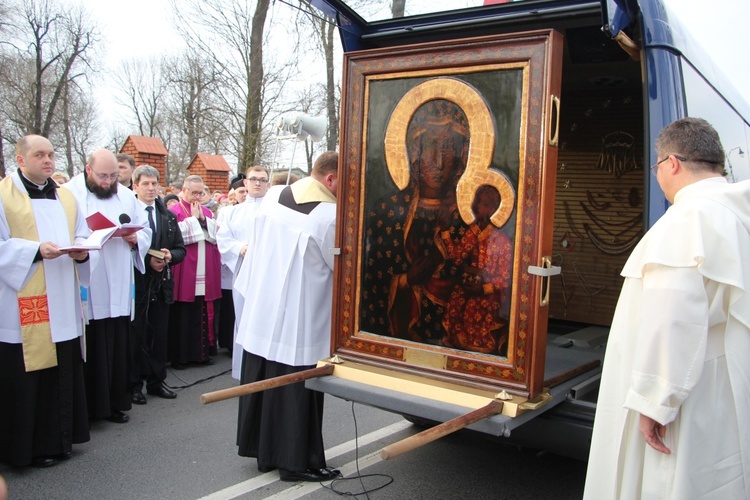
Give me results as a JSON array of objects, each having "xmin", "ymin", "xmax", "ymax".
[{"xmin": 276, "ymin": 113, "xmax": 327, "ymax": 142}]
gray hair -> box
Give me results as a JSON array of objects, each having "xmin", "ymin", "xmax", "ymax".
[
  {"xmin": 132, "ymin": 164, "xmax": 160, "ymax": 184},
  {"xmin": 183, "ymin": 174, "xmax": 204, "ymax": 187}
]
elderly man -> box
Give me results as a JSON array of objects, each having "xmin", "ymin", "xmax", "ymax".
[
  {"xmin": 0, "ymin": 135, "xmax": 90, "ymax": 467},
  {"xmin": 168, "ymin": 175, "xmax": 222, "ymax": 368},
  {"xmin": 130, "ymin": 165, "xmax": 186, "ymax": 404},
  {"xmin": 216, "ymin": 166, "xmax": 270, "ymax": 376},
  {"xmin": 584, "ymin": 118, "xmax": 750, "ymax": 499},
  {"xmin": 116, "ymin": 153, "xmax": 135, "ymax": 189},
  {"xmin": 63, "ymin": 149, "xmax": 151, "ymax": 424},
  {"xmin": 234, "ymin": 151, "xmax": 340, "ymax": 482}
]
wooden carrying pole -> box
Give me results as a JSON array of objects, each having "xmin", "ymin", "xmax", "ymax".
[
  {"xmin": 380, "ymin": 400, "xmax": 504, "ymax": 460},
  {"xmin": 200, "ymin": 364, "xmax": 335, "ymax": 405}
]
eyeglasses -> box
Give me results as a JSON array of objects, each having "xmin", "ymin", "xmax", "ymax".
[
  {"xmin": 188, "ymin": 190, "xmax": 205, "ymax": 197},
  {"xmin": 650, "ymin": 154, "xmax": 688, "ymax": 176},
  {"xmin": 90, "ymin": 170, "xmax": 119, "ymax": 181},
  {"xmin": 247, "ymin": 177, "xmax": 268, "ymax": 184}
]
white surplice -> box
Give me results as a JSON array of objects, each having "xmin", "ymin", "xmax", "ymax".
[
  {"xmin": 63, "ymin": 174, "xmax": 150, "ymax": 320},
  {"xmin": 584, "ymin": 177, "xmax": 750, "ymax": 499},
  {"xmin": 234, "ymin": 181, "xmax": 336, "ymax": 366},
  {"xmin": 0, "ymin": 172, "xmax": 90, "ymax": 344},
  {"xmin": 216, "ymin": 196, "xmax": 264, "ymax": 379}
]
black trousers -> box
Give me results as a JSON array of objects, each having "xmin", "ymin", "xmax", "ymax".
[
  {"xmin": 130, "ymin": 297, "xmax": 169, "ymax": 391},
  {"xmin": 84, "ymin": 316, "xmax": 132, "ymax": 419},
  {"xmin": 217, "ymin": 288, "xmax": 235, "ymax": 351}
]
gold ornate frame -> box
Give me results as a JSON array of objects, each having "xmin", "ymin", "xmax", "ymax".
[{"xmin": 332, "ymin": 31, "xmax": 563, "ymax": 399}]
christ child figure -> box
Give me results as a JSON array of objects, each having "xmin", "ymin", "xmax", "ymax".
[{"xmin": 439, "ymin": 185, "xmax": 513, "ymax": 354}]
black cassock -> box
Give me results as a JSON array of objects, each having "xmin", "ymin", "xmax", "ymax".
[
  {"xmin": 0, "ymin": 339, "xmax": 89, "ymax": 466},
  {"xmin": 236, "ymin": 351, "xmax": 327, "ymax": 472}
]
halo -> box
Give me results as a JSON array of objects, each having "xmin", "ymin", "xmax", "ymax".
[{"xmin": 383, "ymin": 77, "xmax": 515, "ymax": 227}]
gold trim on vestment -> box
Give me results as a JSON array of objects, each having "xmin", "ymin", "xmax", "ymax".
[{"xmin": 0, "ymin": 176, "xmax": 77, "ymax": 371}]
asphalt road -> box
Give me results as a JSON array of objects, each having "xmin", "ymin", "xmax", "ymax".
[{"xmin": 1, "ymin": 351, "xmax": 588, "ymax": 499}]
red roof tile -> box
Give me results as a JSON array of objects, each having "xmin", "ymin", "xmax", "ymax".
[
  {"xmin": 190, "ymin": 153, "xmax": 232, "ymax": 172},
  {"xmin": 123, "ymin": 135, "xmax": 168, "ymax": 155}
]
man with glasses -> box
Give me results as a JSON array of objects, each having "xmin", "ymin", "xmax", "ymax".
[
  {"xmin": 63, "ymin": 149, "xmax": 151, "ymax": 425},
  {"xmin": 585, "ymin": 118, "xmax": 750, "ymax": 499},
  {"xmin": 216, "ymin": 166, "xmax": 270, "ymax": 377},
  {"xmin": 168, "ymin": 175, "xmax": 222, "ymax": 368}
]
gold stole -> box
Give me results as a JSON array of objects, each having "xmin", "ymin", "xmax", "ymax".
[{"xmin": 0, "ymin": 175, "xmax": 77, "ymax": 371}]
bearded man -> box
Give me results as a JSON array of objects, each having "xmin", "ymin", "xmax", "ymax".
[{"xmin": 63, "ymin": 149, "xmax": 151, "ymax": 424}]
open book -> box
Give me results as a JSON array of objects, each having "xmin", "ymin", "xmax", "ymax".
[
  {"xmin": 59, "ymin": 227, "xmax": 118, "ymax": 252},
  {"xmin": 86, "ymin": 211, "xmax": 145, "ymax": 237}
]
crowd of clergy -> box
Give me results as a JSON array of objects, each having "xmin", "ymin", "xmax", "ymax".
[{"xmin": 0, "ymin": 134, "xmax": 335, "ymax": 476}]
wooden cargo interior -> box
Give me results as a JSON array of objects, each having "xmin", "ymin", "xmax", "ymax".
[{"xmin": 548, "ymin": 24, "xmax": 645, "ymax": 333}]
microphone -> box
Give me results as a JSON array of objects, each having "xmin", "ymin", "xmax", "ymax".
[{"xmin": 119, "ymin": 214, "xmax": 131, "ymax": 224}]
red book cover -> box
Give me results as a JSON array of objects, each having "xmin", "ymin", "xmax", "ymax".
[{"xmin": 85, "ymin": 212, "xmax": 144, "ymax": 237}]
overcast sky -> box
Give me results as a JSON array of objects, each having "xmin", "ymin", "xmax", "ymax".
[
  {"xmin": 81, "ymin": 0, "xmax": 749, "ymax": 103},
  {"xmin": 75, "ymin": 0, "xmax": 750, "ymax": 146}
]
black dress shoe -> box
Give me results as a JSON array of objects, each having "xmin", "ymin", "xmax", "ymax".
[
  {"xmin": 105, "ymin": 410, "xmax": 129, "ymax": 424},
  {"xmin": 279, "ymin": 468, "xmax": 341, "ymax": 482},
  {"xmin": 171, "ymin": 362, "xmax": 186, "ymax": 370},
  {"xmin": 198, "ymin": 358, "xmax": 214, "ymax": 366},
  {"xmin": 32, "ymin": 456, "xmax": 58, "ymax": 468},
  {"xmin": 59, "ymin": 450, "xmax": 73, "ymax": 461},
  {"xmin": 131, "ymin": 389, "xmax": 147, "ymax": 405},
  {"xmin": 147, "ymin": 384, "xmax": 177, "ymax": 399}
]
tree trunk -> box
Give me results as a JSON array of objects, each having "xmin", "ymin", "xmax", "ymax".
[
  {"xmin": 324, "ymin": 19, "xmax": 338, "ymax": 152},
  {"xmin": 62, "ymin": 81, "xmax": 75, "ymax": 176},
  {"xmin": 0, "ymin": 127, "xmax": 6, "ymax": 178},
  {"xmin": 392, "ymin": 0, "xmax": 406, "ymax": 18},
  {"xmin": 242, "ymin": 0, "xmax": 270, "ymax": 173}
]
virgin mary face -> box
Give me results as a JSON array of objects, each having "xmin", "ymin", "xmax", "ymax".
[{"xmin": 414, "ymin": 125, "xmax": 467, "ymax": 195}]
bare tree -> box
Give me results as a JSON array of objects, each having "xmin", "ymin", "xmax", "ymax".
[
  {"xmin": 0, "ymin": 0, "xmax": 98, "ymax": 171},
  {"xmin": 172, "ymin": 0, "xmax": 276, "ymax": 173},
  {"xmin": 22, "ymin": 0, "xmax": 96, "ymax": 137},
  {"xmin": 61, "ymin": 79, "xmax": 96, "ymax": 175},
  {"xmin": 310, "ymin": 12, "xmax": 338, "ymax": 152},
  {"xmin": 113, "ymin": 58, "xmax": 168, "ymax": 137}
]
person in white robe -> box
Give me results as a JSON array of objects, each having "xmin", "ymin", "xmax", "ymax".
[
  {"xmin": 584, "ymin": 117, "xmax": 750, "ymax": 499},
  {"xmin": 216, "ymin": 167, "xmax": 270, "ymax": 379},
  {"xmin": 214, "ymin": 175, "xmax": 248, "ymax": 356},
  {"xmin": 234, "ymin": 152, "xmax": 341, "ymax": 482},
  {"xmin": 0, "ymin": 135, "xmax": 91, "ymax": 467},
  {"xmin": 63, "ymin": 149, "xmax": 150, "ymax": 425}
]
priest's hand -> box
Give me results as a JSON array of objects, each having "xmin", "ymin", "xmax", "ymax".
[
  {"xmin": 122, "ymin": 232, "xmax": 138, "ymax": 246},
  {"xmin": 67, "ymin": 249, "xmax": 89, "ymax": 261},
  {"xmin": 240, "ymin": 244, "xmax": 248, "ymax": 257},
  {"xmin": 191, "ymin": 201, "xmax": 204, "ymax": 221},
  {"xmin": 639, "ymin": 413, "xmax": 671, "ymax": 454},
  {"xmin": 39, "ymin": 241, "xmax": 64, "ymax": 259}
]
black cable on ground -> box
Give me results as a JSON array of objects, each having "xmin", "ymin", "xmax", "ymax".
[
  {"xmin": 321, "ymin": 402, "xmax": 394, "ymax": 499},
  {"xmin": 166, "ymin": 367, "xmax": 232, "ymax": 390}
]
